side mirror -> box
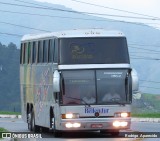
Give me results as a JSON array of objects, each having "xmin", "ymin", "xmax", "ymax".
[
  {"xmin": 131, "ymin": 68, "xmax": 139, "ymax": 93},
  {"xmin": 53, "ymin": 70, "xmax": 60, "ymax": 93}
]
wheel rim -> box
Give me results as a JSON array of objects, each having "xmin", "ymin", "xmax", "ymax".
[{"xmin": 28, "ymin": 113, "xmax": 31, "ymax": 130}]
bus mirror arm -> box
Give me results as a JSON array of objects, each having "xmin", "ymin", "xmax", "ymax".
[{"xmin": 53, "ymin": 70, "xmax": 60, "ymax": 93}]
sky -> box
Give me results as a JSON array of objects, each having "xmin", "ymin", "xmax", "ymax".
[{"xmin": 35, "ymin": 0, "xmax": 160, "ymax": 29}]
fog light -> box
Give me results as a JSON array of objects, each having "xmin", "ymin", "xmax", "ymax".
[
  {"xmin": 65, "ymin": 122, "xmax": 81, "ymax": 128},
  {"xmin": 113, "ymin": 121, "xmax": 121, "ymax": 127},
  {"xmin": 120, "ymin": 121, "xmax": 128, "ymax": 127},
  {"xmin": 65, "ymin": 123, "xmax": 73, "ymax": 128},
  {"xmin": 73, "ymin": 123, "xmax": 81, "ymax": 128},
  {"xmin": 113, "ymin": 121, "xmax": 128, "ymax": 127}
]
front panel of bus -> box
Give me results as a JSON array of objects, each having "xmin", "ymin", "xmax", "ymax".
[{"xmin": 54, "ymin": 37, "xmax": 132, "ymax": 131}]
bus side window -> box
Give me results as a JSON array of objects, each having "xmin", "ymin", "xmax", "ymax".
[
  {"xmin": 43, "ymin": 40, "xmax": 49, "ymax": 63},
  {"xmin": 20, "ymin": 43, "xmax": 23, "ymax": 64},
  {"xmin": 24, "ymin": 43, "xmax": 28, "ymax": 64},
  {"xmin": 48, "ymin": 39, "xmax": 54, "ymax": 63},
  {"xmin": 38, "ymin": 41, "xmax": 43, "ymax": 63},
  {"xmin": 54, "ymin": 39, "xmax": 58, "ymax": 63},
  {"xmin": 32, "ymin": 42, "xmax": 36, "ymax": 64},
  {"xmin": 30, "ymin": 42, "xmax": 33, "ymax": 64},
  {"xmin": 27, "ymin": 42, "xmax": 31, "ymax": 64}
]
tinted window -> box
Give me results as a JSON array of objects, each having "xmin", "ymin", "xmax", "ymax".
[
  {"xmin": 24, "ymin": 43, "xmax": 28, "ymax": 64},
  {"xmin": 48, "ymin": 39, "xmax": 54, "ymax": 63},
  {"xmin": 28, "ymin": 42, "xmax": 32, "ymax": 64},
  {"xmin": 59, "ymin": 37, "xmax": 129, "ymax": 64},
  {"xmin": 38, "ymin": 41, "xmax": 43, "ymax": 63},
  {"xmin": 20, "ymin": 43, "xmax": 23, "ymax": 64},
  {"xmin": 54, "ymin": 39, "xmax": 58, "ymax": 62},
  {"xmin": 61, "ymin": 69, "xmax": 130, "ymax": 105},
  {"xmin": 61, "ymin": 70, "xmax": 96, "ymax": 105},
  {"xmin": 32, "ymin": 42, "xmax": 36, "ymax": 63},
  {"xmin": 96, "ymin": 69, "xmax": 128, "ymax": 104},
  {"xmin": 43, "ymin": 40, "xmax": 49, "ymax": 63}
]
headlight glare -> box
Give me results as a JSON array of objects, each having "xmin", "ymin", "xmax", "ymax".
[
  {"xmin": 62, "ymin": 113, "xmax": 79, "ymax": 119},
  {"xmin": 66, "ymin": 113, "xmax": 73, "ymax": 119},
  {"xmin": 121, "ymin": 112, "xmax": 128, "ymax": 118}
]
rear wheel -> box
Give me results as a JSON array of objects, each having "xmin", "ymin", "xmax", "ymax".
[
  {"xmin": 31, "ymin": 109, "xmax": 40, "ymax": 132},
  {"xmin": 27, "ymin": 112, "xmax": 32, "ymax": 131}
]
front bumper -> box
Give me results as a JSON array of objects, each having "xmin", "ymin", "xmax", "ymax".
[{"xmin": 58, "ymin": 117, "xmax": 131, "ymax": 131}]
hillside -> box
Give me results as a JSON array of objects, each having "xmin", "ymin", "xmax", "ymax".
[
  {"xmin": 132, "ymin": 93, "xmax": 160, "ymax": 114},
  {"xmin": 0, "ymin": 0, "xmax": 160, "ymax": 94},
  {"xmin": 0, "ymin": 42, "xmax": 159, "ymax": 112},
  {"xmin": 0, "ymin": 43, "xmax": 20, "ymax": 111},
  {"xmin": 0, "ymin": 0, "xmax": 160, "ymax": 111}
]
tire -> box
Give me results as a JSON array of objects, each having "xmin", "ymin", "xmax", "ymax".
[
  {"xmin": 100, "ymin": 129, "xmax": 119, "ymax": 136},
  {"xmin": 49, "ymin": 111, "xmax": 54, "ymax": 132},
  {"xmin": 27, "ymin": 112, "xmax": 32, "ymax": 131},
  {"xmin": 54, "ymin": 130, "xmax": 62, "ymax": 138},
  {"xmin": 53, "ymin": 117, "xmax": 62, "ymax": 137},
  {"xmin": 31, "ymin": 109, "xmax": 40, "ymax": 133}
]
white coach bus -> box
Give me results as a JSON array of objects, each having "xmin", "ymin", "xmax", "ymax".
[{"xmin": 20, "ymin": 29, "xmax": 138, "ymax": 136}]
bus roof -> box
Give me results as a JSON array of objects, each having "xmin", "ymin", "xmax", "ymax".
[{"xmin": 21, "ymin": 29, "xmax": 125, "ymax": 42}]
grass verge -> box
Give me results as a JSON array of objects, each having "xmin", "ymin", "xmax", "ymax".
[
  {"xmin": 0, "ymin": 128, "xmax": 9, "ymax": 139},
  {"xmin": 0, "ymin": 111, "xmax": 20, "ymax": 115},
  {"xmin": 132, "ymin": 113, "xmax": 160, "ymax": 118}
]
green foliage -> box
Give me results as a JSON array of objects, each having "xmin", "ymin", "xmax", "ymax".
[
  {"xmin": 0, "ymin": 128, "xmax": 8, "ymax": 139},
  {"xmin": 142, "ymin": 93, "xmax": 160, "ymax": 110},
  {"xmin": 0, "ymin": 128, "xmax": 8, "ymax": 132},
  {"xmin": 132, "ymin": 93, "xmax": 160, "ymax": 116},
  {"xmin": 0, "ymin": 42, "xmax": 20, "ymax": 112},
  {"xmin": 0, "ymin": 111, "xmax": 20, "ymax": 115},
  {"xmin": 132, "ymin": 113, "xmax": 160, "ymax": 118}
]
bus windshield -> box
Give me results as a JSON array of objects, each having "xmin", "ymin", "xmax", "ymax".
[
  {"xmin": 59, "ymin": 37, "xmax": 129, "ymax": 64},
  {"xmin": 61, "ymin": 69, "xmax": 130, "ymax": 105}
]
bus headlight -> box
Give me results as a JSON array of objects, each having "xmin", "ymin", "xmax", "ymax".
[
  {"xmin": 66, "ymin": 113, "xmax": 73, "ymax": 119},
  {"xmin": 114, "ymin": 112, "xmax": 130, "ymax": 118},
  {"xmin": 62, "ymin": 113, "xmax": 79, "ymax": 119},
  {"xmin": 121, "ymin": 112, "xmax": 129, "ymax": 118}
]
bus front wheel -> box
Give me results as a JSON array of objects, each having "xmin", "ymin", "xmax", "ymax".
[{"xmin": 100, "ymin": 129, "xmax": 119, "ymax": 136}]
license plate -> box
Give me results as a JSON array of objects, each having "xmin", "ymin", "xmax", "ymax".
[{"xmin": 91, "ymin": 124, "xmax": 103, "ymax": 128}]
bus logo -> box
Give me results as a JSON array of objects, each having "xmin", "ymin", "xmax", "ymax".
[{"xmin": 85, "ymin": 107, "xmax": 109, "ymax": 114}]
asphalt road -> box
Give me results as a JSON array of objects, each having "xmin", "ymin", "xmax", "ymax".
[{"xmin": 0, "ymin": 118, "xmax": 160, "ymax": 141}]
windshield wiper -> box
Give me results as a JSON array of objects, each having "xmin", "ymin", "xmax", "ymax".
[{"xmin": 64, "ymin": 96, "xmax": 91, "ymax": 107}]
